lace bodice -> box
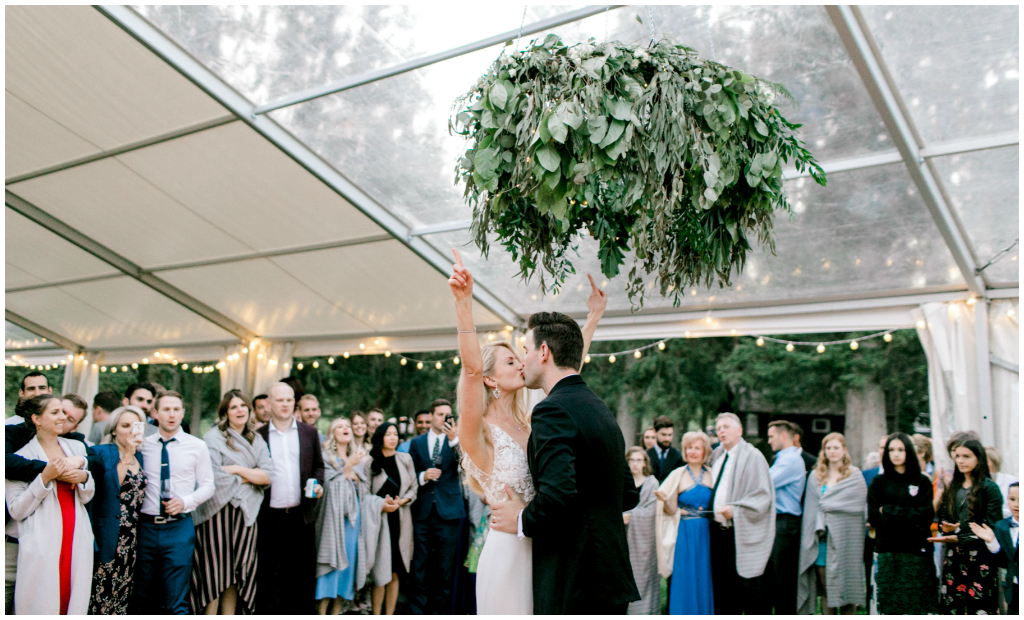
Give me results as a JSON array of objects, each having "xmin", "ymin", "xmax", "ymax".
[{"xmin": 463, "ymin": 424, "xmax": 536, "ymax": 505}]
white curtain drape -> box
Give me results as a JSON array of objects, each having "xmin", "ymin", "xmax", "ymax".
[
  {"xmin": 914, "ymin": 299, "xmax": 1019, "ymax": 476},
  {"xmin": 252, "ymin": 341, "xmax": 295, "ymax": 398},
  {"xmin": 217, "ymin": 344, "xmax": 247, "ymax": 396}
]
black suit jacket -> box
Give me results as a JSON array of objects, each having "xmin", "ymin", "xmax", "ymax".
[
  {"xmin": 647, "ymin": 445, "xmax": 684, "ymax": 483},
  {"xmin": 408, "ymin": 432, "xmax": 466, "ymax": 521},
  {"xmin": 799, "ymin": 449, "xmax": 817, "ymax": 472},
  {"xmin": 994, "ymin": 517, "xmax": 1018, "ymax": 608},
  {"xmin": 257, "ymin": 420, "xmax": 325, "ymax": 525},
  {"xmin": 521, "ymin": 375, "xmax": 640, "ymax": 614}
]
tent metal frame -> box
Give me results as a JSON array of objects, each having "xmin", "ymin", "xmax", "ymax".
[{"xmin": 5, "ymin": 5, "xmax": 1018, "ymax": 360}]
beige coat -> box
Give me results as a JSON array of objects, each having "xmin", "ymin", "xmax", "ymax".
[
  {"xmin": 655, "ymin": 465, "xmax": 714, "ymax": 577},
  {"xmin": 360, "ymin": 452, "xmax": 417, "ymax": 573}
]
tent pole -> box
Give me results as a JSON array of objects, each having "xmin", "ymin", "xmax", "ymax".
[{"xmin": 973, "ymin": 299, "xmax": 995, "ymax": 445}]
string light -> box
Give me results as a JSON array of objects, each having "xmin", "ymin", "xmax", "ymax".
[
  {"xmin": 584, "ymin": 355, "xmax": 591, "ymax": 363},
  {"xmin": 132, "ymin": 363, "xmax": 138, "ymax": 369},
  {"xmin": 883, "ymin": 333, "xmax": 893, "ymax": 342},
  {"xmin": 435, "ymin": 361, "xmax": 443, "ymax": 369},
  {"xmin": 385, "ymin": 351, "xmax": 392, "ymax": 357},
  {"xmin": 142, "ymin": 358, "xmax": 149, "ymax": 364},
  {"xmin": 454, "ymin": 357, "xmax": 461, "ymax": 365},
  {"xmin": 359, "ymin": 344, "xmax": 365, "ymax": 350},
  {"xmin": 658, "ymin": 342, "xmax": 666, "ymax": 350},
  {"xmin": 312, "ymin": 361, "xmax": 319, "ymax": 368},
  {"xmin": 786, "ymin": 343, "xmax": 795, "ymax": 352},
  {"xmin": 633, "ymin": 350, "xmax": 642, "ymax": 359},
  {"xmin": 816, "ymin": 344, "xmax": 826, "ymax": 353},
  {"xmin": 756, "ymin": 337, "xmax": 764, "ymax": 346},
  {"xmin": 297, "ymin": 363, "xmax": 304, "ymax": 370},
  {"xmin": 182, "ymin": 363, "xmax": 189, "ymax": 370},
  {"xmin": 608, "ymin": 355, "xmax": 617, "ymax": 363},
  {"xmin": 417, "ymin": 362, "xmax": 424, "ymax": 370},
  {"xmin": 401, "ymin": 358, "xmax": 408, "ymax": 365},
  {"xmin": 328, "ymin": 357, "xmax": 335, "ymax": 364},
  {"xmin": 850, "ymin": 341, "xmax": 859, "ymax": 350}
]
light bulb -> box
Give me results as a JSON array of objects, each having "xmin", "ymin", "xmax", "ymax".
[
  {"xmin": 731, "ymin": 329, "xmax": 737, "ymax": 336},
  {"xmin": 756, "ymin": 337, "xmax": 764, "ymax": 346},
  {"xmin": 488, "ymin": 334, "xmax": 496, "ymax": 341},
  {"xmin": 504, "ymin": 325, "xmax": 514, "ymax": 332},
  {"xmin": 132, "ymin": 363, "xmax": 138, "ymax": 369},
  {"xmin": 400, "ymin": 358, "xmax": 408, "ymax": 366},
  {"xmin": 181, "ymin": 364, "xmax": 188, "ymax": 370},
  {"xmin": 916, "ymin": 320, "xmax": 926, "ymax": 329},
  {"xmin": 1008, "ymin": 309, "xmax": 1015, "ymax": 317},
  {"xmin": 143, "ymin": 358, "xmax": 149, "ymax": 364},
  {"xmin": 417, "ymin": 362, "xmax": 424, "ymax": 369},
  {"xmin": 609, "ymin": 355, "xmax": 617, "ymax": 363},
  {"xmin": 385, "ymin": 351, "xmax": 392, "ymax": 357},
  {"xmin": 883, "ymin": 333, "xmax": 893, "ymax": 342},
  {"xmin": 111, "ymin": 367, "xmax": 117, "ymax": 373},
  {"xmin": 328, "ymin": 357, "xmax": 335, "ymax": 364},
  {"xmin": 435, "ymin": 361, "xmax": 443, "ymax": 369},
  {"xmin": 816, "ymin": 344, "xmax": 825, "ymax": 354},
  {"xmin": 786, "ymin": 343, "xmax": 794, "ymax": 352},
  {"xmin": 584, "ymin": 355, "xmax": 591, "ymax": 363},
  {"xmin": 634, "ymin": 350, "xmax": 642, "ymax": 359},
  {"xmin": 241, "ymin": 347, "xmax": 248, "ymax": 354},
  {"xmin": 343, "ymin": 352, "xmax": 350, "ymax": 358},
  {"xmin": 850, "ymin": 341, "xmax": 859, "ymax": 350},
  {"xmin": 684, "ymin": 331, "xmax": 691, "ymax": 338},
  {"xmin": 658, "ymin": 342, "xmax": 666, "ymax": 350},
  {"xmin": 311, "ymin": 361, "xmax": 318, "ymax": 368},
  {"xmin": 359, "ymin": 343, "xmax": 365, "ymax": 350},
  {"xmin": 454, "ymin": 357, "xmax": 460, "ymax": 364},
  {"xmin": 966, "ymin": 297, "xmax": 977, "ymax": 306},
  {"xmin": 172, "ymin": 360, "xmax": 178, "ymax": 365}
]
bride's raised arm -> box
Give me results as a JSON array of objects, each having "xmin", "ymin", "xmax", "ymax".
[
  {"xmin": 449, "ymin": 249, "xmax": 489, "ymax": 467},
  {"xmin": 579, "ymin": 274, "xmax": 608, "ymax": 373}
]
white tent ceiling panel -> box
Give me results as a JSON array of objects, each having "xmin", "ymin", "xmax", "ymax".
[
  {"xmin": 5, "ymin": 6, "xmax": 228, "ymax": 154},
  {"xmin": 5, "ymin": 277, "xmax": 234, "ymax": 349},
  {"xmin": 112, "ymin": 121, "xmax": 386, "ymax": 255},
  {"xmin": 930, "ymin": 146, "xmax": 1020, "ymax": 285},
  {"xmin": 422, "ymin": 163, "xmax": 964, "ymax": 316},
  {"xmin": 8, "ymin": 158, "xmax": 253, "ymax": 268},
  {"xmin": 859, "ymin": 5, "xmax": 1019, "ymax": 145},
  {"xmin": 158, "ymin": 259, "xmax": 376, "ymax": 338},
  {"xmin": 5, "ymin": 321, "xmax": 60, "ymax": 351},
  {"xmin": 4, "ymin": 92, "xmax": 102, "ymax": 180},
  {"xmin": 133, "ymin": 5, "xmax": 586, "ymax": 105},
  {"xmin": 268, "ymin": 240, "xmax": 502, "ymax": 332},
  {"xmin": 5, "ymin": 208, "xmax": 119, "ymax": 286}
]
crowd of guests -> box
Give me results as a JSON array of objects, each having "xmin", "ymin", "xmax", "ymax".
[
  {"xmin": 623, "ymin": 415, "xmax": 1019, "ymax": 615},
  {"xmin": 4, "ymin": 371, "xmax": 489, "ymax": 615},
  {"xmin": 4, "ymin": 368, "xmax": 1018, "ymax": 616}
]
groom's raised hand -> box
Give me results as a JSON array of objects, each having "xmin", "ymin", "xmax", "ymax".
[
  {"xmin": 585, "ymin": 274, "xmax": 608, "ymax": 317},
  {"xmin": 490, "ymin": 484, "xmax": 526, "ymax": 535}
]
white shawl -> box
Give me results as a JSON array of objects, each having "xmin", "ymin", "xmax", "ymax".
[
  {"xmin": 655, "ymin": 464, "xmax": 714, "ymax": 577},
  {"xmin": 708, "ymin": 441, "xmax": 776, "ymax": 578}
]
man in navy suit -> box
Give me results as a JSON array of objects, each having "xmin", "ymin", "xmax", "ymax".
[
  {"xmin": 408, "ymin": 398, "xmax": 466, "ymax": 614},
  {"xmin": 979, "ymin": 482, "xmax": 1018, "ymax": 615}
]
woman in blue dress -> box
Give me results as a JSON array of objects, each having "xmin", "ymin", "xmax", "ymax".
[
  {"xmin": 315, "ymin": 418, "xmax": 365, "ymax": 614},
  {"xmin": 655, "ymin": 431, "xmax": 715, "ymax": 615}
]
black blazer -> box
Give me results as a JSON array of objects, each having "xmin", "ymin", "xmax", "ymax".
[
  {"xmin": 993, "ymin": 516, "xmax": 1018, "ymax": 608},
  {"xmin": 799, "ymin": 449, "xmax": 817, "ymax": 472},
  {"xmin": 647, "ymin": 445, "xmax": 684, "ymax": 483},
  {"xmin": 521, "ymin": 375, "xmax": 640, "ymax": 614},
  {"xmin": 408, "ymin": 432, "xmax": 466, "ymax": 522},
  {"xmin": 257, "ymin": 420, "xmax": 325, "ymax": 524}
]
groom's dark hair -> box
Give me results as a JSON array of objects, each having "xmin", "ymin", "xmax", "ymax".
[{"xmin": 527, "ymin": 312, "xmax": 583, "ymax": 370}]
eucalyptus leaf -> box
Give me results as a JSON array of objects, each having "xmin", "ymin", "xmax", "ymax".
[
  {"xmin": 548, "ymin": 114, "xmax": 568, "ymax": 143},
  {"xmin": 489, "ymin": 83, "xmax": 508, "ymax": 110},
  {"xmin": 598, "ymin": 119, "xmax": 626, "ymax": 149},
  {"xmin": 536, "ymin": 145, "xmax": 561, "ymax": 172},
  {"xmin": 588, "ymin": 116, "xmax": 609, "ymax": 144}
]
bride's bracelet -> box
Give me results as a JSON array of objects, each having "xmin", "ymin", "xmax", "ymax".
[{"xmin": 457, "ymin": 328, "xmax": 477, "ymax": 333}]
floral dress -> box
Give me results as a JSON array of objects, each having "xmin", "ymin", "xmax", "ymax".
[{"xmin": 89, "ymin": 469, "xmax": 146, "ymax": 615}]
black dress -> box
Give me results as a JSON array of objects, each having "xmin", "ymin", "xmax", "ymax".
[
  {"xmin": 867, "ymin": 471, "xmax": 936, "ymax": 614},
  {"xmin": 376, "ymin": 455, "xmax": 406, "ymax": 577},
  {"xmin": 938, "ymin": 479, "xmax": 1003, "ymax": 615},
  {"xmin": 89, "ymin": 469, "xmax": 147, "ymax": 615}
]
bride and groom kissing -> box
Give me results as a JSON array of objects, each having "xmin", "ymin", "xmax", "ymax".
[{"xmin": 449, "ymin": 249, "xmax": 641, "ymax": 614}]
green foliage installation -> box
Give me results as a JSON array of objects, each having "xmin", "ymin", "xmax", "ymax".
[{"xmin": 452, "ymin": 35, "xmax": 826, "ymax": 307}]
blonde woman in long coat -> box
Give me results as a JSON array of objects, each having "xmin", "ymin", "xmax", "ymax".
[{"xmin": 6, "ymin": 395, "xmax": 95, "ymax": 615}]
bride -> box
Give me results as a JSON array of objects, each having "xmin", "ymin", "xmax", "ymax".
[{"xmin": 447, "ymin": 248, "xmax": 607, "ymax": 615}]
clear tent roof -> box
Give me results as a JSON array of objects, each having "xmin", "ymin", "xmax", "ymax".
[{"xmin": 4, "ymin": 5, "xmax": 1019, "ymax": 360}]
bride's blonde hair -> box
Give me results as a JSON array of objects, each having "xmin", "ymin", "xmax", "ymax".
[{"xmin": 457, "ymin": 341, "xmax": 531, "ymax": 497}]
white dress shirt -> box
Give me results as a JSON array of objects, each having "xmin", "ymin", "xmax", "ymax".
[
  {"xmin": 140, "ymin": 427, "xmax": 215, "ymax": 516},
  {"xmin": 267, "ymin": 417, "xmax": 302, "ymax": 508},
  {"xmin": 418, "ymin": 429, "xmax": 459, "ymax": 486},
  {"xmin": 711, "ymin": 440, "xmax": 741, "ymax": 526}
]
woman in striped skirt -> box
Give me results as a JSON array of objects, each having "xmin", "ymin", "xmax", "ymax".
[{"xmin": 189, "ymin": 390, "xmax": 274, "ymax": 614}]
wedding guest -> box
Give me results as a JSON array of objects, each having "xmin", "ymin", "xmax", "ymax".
[
  {"xmin": 351, "ymin": 412, "xmax": 370, "ymax": 452},
  {"xmin": 299, "ymin": 395, "xmax": 327, "ymax": 442},
  {"xmin": 132, "ymin": 391, "xmax": 215, "ymax": 614},
  {"xmin": 975, "ymin": 482, "xmax": 1018, "ymax": 615},
  {"xmin": 251, "ymin": 394, "xmax": 271, "ymax": 429},
  {"xmin": 87, "ymin": 390, "xmax": 120, "ymax": 445},
  {"xmin": 861, "ymin": 433, "xmax": 889, "ymax": 609},
  {"xmin": 624, "ymin": 447, "xmax": 660, "ymax": 614},
  {"xmin": 409, "ymin": 399, "xmax": 465, "ymax": 614},
  {"xmin": 911, "ymin": 434, "xmax": 935, "ymax": 481},
  {"xmin": 190, "ymin": 391, "xmax": 272, "ymax": 615},
  {"xmin": 648, "ymin": 416, "xmax": 683, "ymax": 483},
  {"xmin": 642, "ymin": 427, "xmax": 656, "ymax": 450},
  {"xmin": 88, "ymin": 406, "xmax": 147, "ymax": 614},
  {"xmin": 281, "ymin": 375, "xmax": 306, "ymax": 403},
  {"xmin": 766, "ymin": 420, "xmax": 807, "ymax": 614},
  {"xmin": 6, "ymin": 394, "xmax": 95, "ymax": 614},
  {"xmin": 935, "ymin": 430, "xmax": 982, "ymax": 513},
  {"xmin": 367, "ymin": 408, "xmax": 385, "ymax": 437},
  {"xmin": 361, "ymin": 422, "xmax": 417, "ymax": 615},
  {"xmin": 867, "ymin": 433, "xmax": 936, "ymax": 614},
  {"xmin": 936, "ymin": 438, "xmax": 1003, "ymax": 614},
  {"xmin": 797, "ymin": 432, "xmax": 866, "ymax": 615},
  {"xmin": 397, "ymin": 410, "xmax": 431, "ymax": 453},
  {"xmin": 316, "ymin": 417, "xmax": 364, "ymax": 615},
  {"xmin": 60, "ymin": 393, "xmax": 89, "ymax": 439},
  {"xmin": 985, "ymin": 446, "xmax": 1016, "ymax": 519},
  {"xmin": 256, "ymin": 382, "xmax": 325, "ymax": 614},
  {"xmin": 707, "ymin": 413, "xmax": 774, "ymax": 615},
  {"xmin": 790, "ymin": 423, "xmax": 818, "ymax": 471},
  {"xmin": 655, "ymin": 431, "xmax": 714, "ymax": 615}
]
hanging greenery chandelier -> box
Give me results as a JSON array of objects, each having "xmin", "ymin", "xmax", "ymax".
[{"xmin": 451, "ymin": 34, "xmax": 826, "ymax": 308}]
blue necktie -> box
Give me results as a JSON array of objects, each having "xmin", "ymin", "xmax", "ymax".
[{"xmin": 159, "ymin": 437, "xmax": 175, "ymax": 517}]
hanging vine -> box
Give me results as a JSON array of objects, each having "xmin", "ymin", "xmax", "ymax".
[{"xmin": 450, "ymin": 34, "xmax": 826, "ymax": 308}]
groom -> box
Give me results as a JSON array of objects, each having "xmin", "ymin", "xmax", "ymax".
[{"xmin": 491, "ymin": 311, "xmax": 640, "ymax": 614}]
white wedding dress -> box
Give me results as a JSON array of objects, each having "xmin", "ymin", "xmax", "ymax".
[{"xmin": 463, "ymin": 424, "xmax": 535, "ymax": 615}]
